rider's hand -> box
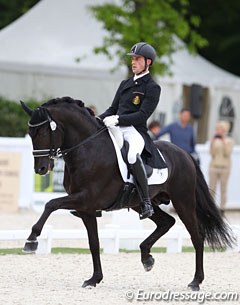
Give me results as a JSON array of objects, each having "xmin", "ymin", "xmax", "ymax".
[{"xmin": 103, "ymin": 115, "xmax": 119, "ymax": 127}]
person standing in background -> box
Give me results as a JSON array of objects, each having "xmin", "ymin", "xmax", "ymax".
[
  {"xmin": 88, "ymin": 105, "xmax": 97, "ymax": 115},
  {"xmin": 156, "ymin": 108, "xmax": 200, "ymax": 163},
  {"xmin": 147, "ymin": 120, "xmax": 161, "ymax": 140},
  {"xmin": 209, "ymin": 121, "xmax": 234, "ymax": 214}
]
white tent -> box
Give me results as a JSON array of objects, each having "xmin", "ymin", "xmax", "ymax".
[
  {"xmin": 0, "ymin": 0, "xmax": 239, "ymax": 142},
  {"xmin": 0, "ymin": 0, "xmax": 126, "ymax": 112}
]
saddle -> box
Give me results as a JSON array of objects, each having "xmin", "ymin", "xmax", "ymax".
[{"xmin": 104, "ymin": 140, "xmax": 168, "ymax": 213}]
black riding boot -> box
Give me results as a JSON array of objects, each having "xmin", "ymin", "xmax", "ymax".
[{"xmin": 131, "ymin": 154, "xmax": 154, "ymax": 219}]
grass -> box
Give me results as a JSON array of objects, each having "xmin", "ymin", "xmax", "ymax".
[
  {"xmin": 0, "ymin": 248, "xmax": 24, "ymax": 255},
  {"xmin": 52, "ymin": 247, "xmax": 92, "ymax": 254},
  {"xmin": 0, "ymin": 246, "xmax": 224, "ymax": 255}
]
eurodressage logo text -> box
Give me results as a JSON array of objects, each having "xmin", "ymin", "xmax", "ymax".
[{"xmin": 124, "ymin": 289, "xmax": 239, "ymax": 303}]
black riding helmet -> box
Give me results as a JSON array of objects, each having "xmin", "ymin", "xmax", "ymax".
[{"xmin": 127, "ymin": 42, "xmax": 156, "ymax": 65}]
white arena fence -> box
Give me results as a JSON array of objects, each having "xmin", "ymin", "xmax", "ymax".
[{"xmin": 0, "ymin": 224, "xmax": 239, "ymax": 255}]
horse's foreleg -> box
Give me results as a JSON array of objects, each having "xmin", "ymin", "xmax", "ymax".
[
  {"xmin": 23, "ymin": 193, "xmax": 83, "ymax": 253},
  {"xmin": 80, "ymin": 213, "xmax": 103, "ymax": 288},
  {"xmin": 132, "ymin": 205, "xmax": 175, "ymax": 272},
  {"xmin": 23, "ymin": 199, "xmax": 56, "ymax": 253}
]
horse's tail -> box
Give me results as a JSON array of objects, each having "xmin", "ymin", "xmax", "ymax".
[{"xmin": 193, "ymin": 158, "xmax": 234, "ymax": 250}]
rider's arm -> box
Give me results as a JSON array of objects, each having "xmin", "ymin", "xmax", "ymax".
[{"xmin": 156, "ymin": 124, "xmax": 172, "ymax": 138}]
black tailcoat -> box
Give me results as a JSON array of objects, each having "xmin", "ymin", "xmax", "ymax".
[{"xmin": 100, "ymin": 73, "xmax": 166, "ymax": 168}]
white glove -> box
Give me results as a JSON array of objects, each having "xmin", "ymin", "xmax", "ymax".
[{"xmin": 103, "ymin": 115, "xmax": 119, "ymax": 127}]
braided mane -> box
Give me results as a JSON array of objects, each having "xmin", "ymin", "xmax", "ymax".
[
  {"xmin": 29, "ymin": 96, "xmax": 97, "ymax": 130},
  {"xmin": 42, "ymin": 96, "xmax": 83, "ymax": 107},
  {"xmin": 42, "ymin": 96, "xmax": 95, "ymax": 116}
]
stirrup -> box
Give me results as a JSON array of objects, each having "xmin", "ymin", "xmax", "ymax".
[{"xmin": 139, "ymin": 201, "xmax": 154, "ymax": 220}]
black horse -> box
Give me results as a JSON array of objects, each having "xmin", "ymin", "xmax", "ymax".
[{"xmin": 21, "ymin": 97, "xmax": 233, "ymax": 291}]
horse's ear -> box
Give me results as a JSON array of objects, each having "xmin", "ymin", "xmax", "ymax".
[{"xmin": 20, "ymin": 100, "xmax": 33, "ymax": 116}]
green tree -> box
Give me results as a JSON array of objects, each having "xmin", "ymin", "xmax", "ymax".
[
  {"xmin": 0, "ymin": 97, "xmax": 41, "ymax": 137},
  {"xmin": 89, "ymin": 0, "xmax": 207, "ymax": 76},
  {"xmin": 0, "ymin": 0, "xmax": 39, "ymax": 30},
  {"xmin": 188, "ymin": 0, "xmax": 240, "ymax": 76}
]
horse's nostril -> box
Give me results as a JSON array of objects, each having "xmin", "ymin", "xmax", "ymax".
[{"xmin": 37, "ymin": 167, "xmax": 47, "ymax": 175}]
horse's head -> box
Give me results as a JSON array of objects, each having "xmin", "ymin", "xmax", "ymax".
[{"xmin": 21, "ymin": 101, "xmax": 64, "ymax": 175}]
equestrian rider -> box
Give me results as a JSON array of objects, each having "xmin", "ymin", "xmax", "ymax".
[{"xmin": 99, "ymin": 42, "xmax": 161, "ymax": 219}]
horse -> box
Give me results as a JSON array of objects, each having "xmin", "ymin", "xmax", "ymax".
[{"xmin": 20, "ymin": 97, "xmax": 234, "ymax": 291}]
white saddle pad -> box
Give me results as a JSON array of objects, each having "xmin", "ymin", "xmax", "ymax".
[{"xmin": 108, "ymin": 130, "xmax": 168, "ymax": 185}]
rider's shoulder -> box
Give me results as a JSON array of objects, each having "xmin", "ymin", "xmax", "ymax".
[{"xmin": 146, "ymin": 76, "xmax": 161, "ymax": 91}]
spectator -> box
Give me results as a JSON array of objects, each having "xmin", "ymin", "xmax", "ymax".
[
  {"xmin": 88, "ymin": 105, "xmax": 97, "ymax": 115},
  {"xmin": 148, "ymin": 120, "xmax": 161, "ymax": 140},
  {"xmin": 208, "ymin": 120, "xmax": 234, "ymax": 213},
  {"xmin": 156, "ymin": 108, "xmax": 199, "ymax": 163}
]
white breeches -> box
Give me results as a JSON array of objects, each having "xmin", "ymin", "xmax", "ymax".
[
  {"xmin": 121, "ymin": 126, "xmax": 145, "ymax": 164},
  {"xmin": 108, "ymin": 125, "xmax": 145, "ymax": 164}
]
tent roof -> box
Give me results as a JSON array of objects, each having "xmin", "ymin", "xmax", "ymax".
[
  {"xmin": 0, "ymin": 0, "xmax": 240, "ymax": 88},
  {"xmin": 161, "ymin": 46, "xmax": 240, "ymax": 89},
  {"xmin": 0, "ymin": 0, "xmax": 122, "ymax": 72}
]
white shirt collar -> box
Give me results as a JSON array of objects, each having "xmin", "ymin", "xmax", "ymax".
[{"xmin": 133, "ymin": 71, "xmax": 149, "ymax": 81}]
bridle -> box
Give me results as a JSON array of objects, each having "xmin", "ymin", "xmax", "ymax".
[
  {"xmin": 29, "ymin": 113, "xmax": 62, "ymax": 159},
  {"xmin": 29, "ymin": 113, "xmax": 107, "ymax": 160}
]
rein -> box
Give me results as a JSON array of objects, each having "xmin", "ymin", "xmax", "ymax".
[
  {"xmin": 29, "ymin": 115, "xmax": 107, "ymax": 159},
  {"xmin": 61, "ymin": 126, "xmax": 107, "ymax": 157}
]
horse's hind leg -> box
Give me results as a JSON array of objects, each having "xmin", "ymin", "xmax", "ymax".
[
  {"xmin": 80, "ymin": 212, "xmax": 103, "ymax": 288},
  {"xmin": 173, "ymin": 199, "xmax": 204, "ymax": 291},
  {"xmin": 132, "ymin": 205, "xmax": 175, "ymax": 272}
]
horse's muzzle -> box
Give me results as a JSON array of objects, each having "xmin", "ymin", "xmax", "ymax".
[{"xmin": 35, "ymin": 159, "xmax": 54, "ymax": 175}]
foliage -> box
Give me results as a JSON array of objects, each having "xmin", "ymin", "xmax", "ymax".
[
  {"xmin": 188, "ymin": 0, "xmax": 240, "ymax": 76},
  {"xmin": 0, "ymin": 0, "xmax": 39, "ymax": 30},
  {"xmin": 0, "ymin": 97, "xmax": 41, "ymax": 137},
  {"xmin": 89, "ymin": 0, "xmax": 208, "ymax": 76}
]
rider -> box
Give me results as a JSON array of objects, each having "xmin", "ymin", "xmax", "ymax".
[{"xmin": 99, "ymin": 42, "xmax": 161, "ymax": 219}]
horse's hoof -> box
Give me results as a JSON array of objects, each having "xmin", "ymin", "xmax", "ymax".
[
  {"xmin": 142, "ymin": 256, "xmax": 155, "ymax": 272},
  {"xmin": 22, "ymin": 240, "xmax": 38, "ymax": 254},
  {"xmin": 82, "ymin": 275, "xmax": 103, "ymax": 288},
  {"xmin": 188, "ymin": 283, "xmax": 200, "ymax": 291},
  {"xmin": 82, "ymin": 280, "xmax": 96, "ymax": 288}
]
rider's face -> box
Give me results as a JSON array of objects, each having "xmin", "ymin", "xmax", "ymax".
[{"xmin": 131, "ymin": 55, "xmax": 146, "ymax": 74}]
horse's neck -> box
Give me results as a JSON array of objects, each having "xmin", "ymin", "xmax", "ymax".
[{"xmin": 61, "ymin": 111, "xmax": 99, "ymax": 148}]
